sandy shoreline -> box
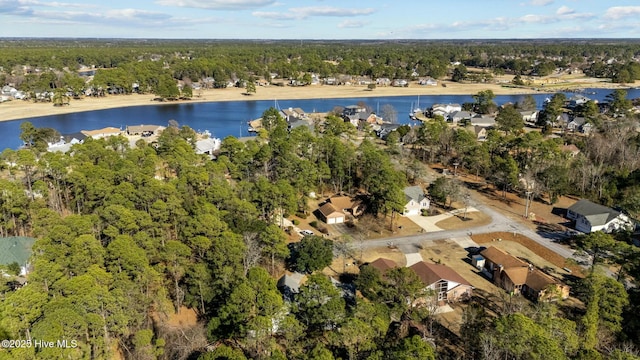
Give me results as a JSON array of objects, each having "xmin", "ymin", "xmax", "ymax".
[{"xmin": 0, "ymin": 80, "xmax": 634, "ymax": 123}]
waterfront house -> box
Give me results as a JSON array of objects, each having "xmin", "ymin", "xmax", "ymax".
[
  {"xmin": 431, "ymin": 103, "xmax": 462, "ymax": 117},
  {"xmin": 376, "ymin": 78, "xmax": 391, "ymax": 86},
  {"xmin": 448, "ymin": 111, "xmax": 473, "ymax": 124},
  {"xmin": 126, "ymin": 124, "xmax": 165, "ymax": 137},
  {"xmin": 392, "ymin": 79, "xmax": 408, "ymax": 87},
  {"xmin": 568, "ymin": 94, "xmax": 590, "ymax": 108},
  {"xmin": 195, "ymin": 138, "xmax": 222, "ymax": 156},
  {"xmin": 81, "ymin": 127, "xmax": 122, "ymax": 139}
]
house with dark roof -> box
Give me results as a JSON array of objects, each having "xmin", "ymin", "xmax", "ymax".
[
  {"xmin": 0, "ymin": 237, "xmax": 35, "ymax": 276},
  {"xmin": 480, "ymin": 247, "xmax": 570, "ymax": 301},
  {"xmin": 409, "ymin": 261, "xmax": 473, "ymax": 302},
  {"xmin": 402, "ymin": 186, "xmax": 430, "ymax": 216},
  {"xmin": 376, "ymin": 123, "xmax": 403, "ymax": 139},
  {"xmin": 448, "ymin": 110, "xmax": 474, "ymax": 123},
  {"xmin": 126, "ymin": 124, "xmax": 165, "ymax": 136},
  {"xmin": 567, "ymin": 199, "xmax": 634, "ymax": 233},
  {"xmin": 277, "ymin": 272, "xmax": 306, "ymax": 302},
  {"xmin": 62, "ymin": 132, "xmax": 87, "ymax": 144}
]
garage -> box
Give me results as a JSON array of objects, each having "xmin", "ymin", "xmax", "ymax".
[{"xmin": 318, "ymin": 203, "xmax": 345, "ymax": 224}]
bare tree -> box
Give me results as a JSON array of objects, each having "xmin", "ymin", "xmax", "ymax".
[
  {"xmin": 242, "ymin": 232, "xmax": 263, "ymax": 275},
  {"xmin": 334, "ymin": 235, "xmax": 355, "ymax": 273},
  {"xmin": 381, "ymin": 104, "xmax": 398, "ymax": 124}
]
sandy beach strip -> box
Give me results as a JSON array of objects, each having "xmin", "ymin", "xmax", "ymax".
[{"xmin": 0, "ymin": 80, "xmax": 632, "ymax": 123}]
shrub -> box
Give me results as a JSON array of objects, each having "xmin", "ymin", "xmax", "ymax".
[
  {"xmin": 309, "ymin": 221, "xmax": 318, "ymax": 228},
  {"xmin": 295, "ymin": 212, "xmax": 308, "ymax": 219},
  {"xmin": 292, "ymin": 219, "xmax": 300, "ymax": 225}
]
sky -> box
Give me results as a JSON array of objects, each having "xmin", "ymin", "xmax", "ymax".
[{"xmin": 1, "ymin": 0, "xmax": 640, "ymax": 39}]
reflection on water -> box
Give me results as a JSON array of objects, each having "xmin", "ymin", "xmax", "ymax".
[{"xmin": 1, "ymin": 88, "xmax": 638, "ymax": 150}]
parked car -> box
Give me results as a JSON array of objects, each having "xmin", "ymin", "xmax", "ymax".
[{"xmin": 299, "ymin": 230, "xmax": 314, "ymax": 236}]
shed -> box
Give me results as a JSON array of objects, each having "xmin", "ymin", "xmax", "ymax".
[{"xmin": 471, "ymin": 255, "xmax": 485, "ymax": 270}]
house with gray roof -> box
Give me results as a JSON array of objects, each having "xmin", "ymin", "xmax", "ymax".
[
  {"xmin": 0, "ymin": 237, "xmax": 35, "ymax": 276},
  {"xmin": 448, "ymin": 111, "xmax": 474, "ymax": 124},
  {"xmin": 277, "ymin": 272, "xmax": 306, "ymax": 302},
  {"xmin": 567, "ymin": 199, "xmax": 634, "ymax": 233},
  {"xmin": 470, "ymin": 114, "xmax": 496, "ymax": 127},
  {"xmin": 402, "ymin": 186, "xmax": 430, "ymax": 216}
]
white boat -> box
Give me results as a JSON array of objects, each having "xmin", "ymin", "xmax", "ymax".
[{"xmin": 413, "ymin": 95, "xmax": 422, "ymax": 113}]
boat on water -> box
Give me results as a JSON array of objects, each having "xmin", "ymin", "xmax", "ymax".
[{"xmin": 409, "ymin": 96, "xmax": 423, "ymax": 120}]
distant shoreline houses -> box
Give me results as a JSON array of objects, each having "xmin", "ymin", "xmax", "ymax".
[{"xmin": 46, "ymin": 124, "xmax": 221, "ymax": 155}]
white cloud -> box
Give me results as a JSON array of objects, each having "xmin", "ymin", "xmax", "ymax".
[
  {"xmin": 290, "ymin": 6, "xmax": 375, "ymax": 17},
  {"xmin": 338, "ymin": 20, "xmax": 367, "ymax": 28},
  {"xmin": 253, "ymin": 6, "xmax": 375, "ymax": 20},
  {"xmin": 604, "ymin": 6, "xmax": 640, "ymax": 20},
  {"xmin": 556, "ymin": 6, "xmax": 573, "ymax": 15},
  {"xmin": 529, "ymin": 0, "xmax": 553, "ymax": 6},
  {"xmin": 155, "ymin": 0, "xmax": 276, "ymax": 10},
  {"xmin": 254, "ymin": 12, "xmax": 297, "ymax": 20},
  {"xmin": 520, "ymin": 14, "xmax": 553, "ymax": 24}
]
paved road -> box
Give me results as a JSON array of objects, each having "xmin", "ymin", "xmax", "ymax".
[{"xmin": 355, "ymin": 194, "xmax": 578, "ymax": 262}]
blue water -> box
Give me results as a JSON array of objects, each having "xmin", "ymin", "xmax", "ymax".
[{"xmin": 1, "ymin": 88, "xmax": 638, "ymax": 150}]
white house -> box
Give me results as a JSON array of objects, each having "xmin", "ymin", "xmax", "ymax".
[
  {"xmin": 402, "ymin": 186, "xmax": 430, "ymax": 216},
  {"xmin": 432, "ymin": 103, "xmax": 462, "ymax": 117},
  {"xmin": 81, "ymin": 127, "xmax": 122, "ymax": 139},
  {"xmin": 520, "ymin": 110, "xmax": 539, "ymax": 123},
  {"xmin": 195, "ymin": 137, "xmax": 222, "ymax": 155},
  {"xmin": 567, "ymin": 199, "xmax": 634, "ymax": 233}
]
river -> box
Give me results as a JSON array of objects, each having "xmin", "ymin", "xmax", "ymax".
[{"xmin": 1, "ymin": 88, "xmax": 638, "ymax": 150}]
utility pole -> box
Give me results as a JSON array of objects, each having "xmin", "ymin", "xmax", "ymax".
[
  {"xmin": 463, "ymin": 193, "xmax": 470, "ymax": 220},
  {"xmin": 524, "ymin": 190, "xmax": 532, "ymax": 219}
]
